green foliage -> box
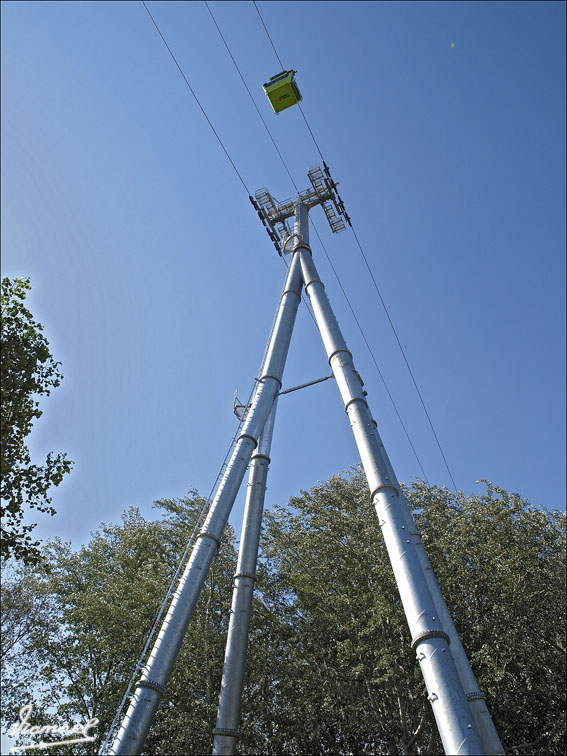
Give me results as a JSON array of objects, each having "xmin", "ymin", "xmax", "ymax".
[
  {"xmin": 1, "ymin": 493, "xmax": 236, "ymax": 755},
  {"xmin": 244, "ymin": 471, "xmax": 565, "ymax": 754},
  {"xmin": 1, "ymin": 276, "xmax": 73, "ymax": 564},
  {"xmin": 249, "ymin": 471, "xmax": 435, "ymax": 755},
  {"xmin": 410, "ymin": 478, "xmax": 566, "ymax": 753},
  {"xmin": 1, "ymin": 561, "xmax": 53, "ymax": 724},
  {"xmin": 1, "ymin": 475, "xmax": 564, "ymax": 755}
]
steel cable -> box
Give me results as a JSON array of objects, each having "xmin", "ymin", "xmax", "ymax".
[
  {"xmin": 141, "ymin": 0, "xmax": 448, "ymax": 487},
  {"xmin": 141, "ymin": 0, "xmax": 251, "ymax": 195},
  {"xmin": 251, "ymin": 0, "xmax": 457, "ymax": 490},
  {"xmin": 211, "ymin": 1, "xmax": 429, "ymax": 481},
  {"xmin": 350, "ymin": 227, "xmax": 457, "ymax": 490},
  {"xmin": 310, "ymin": 223, "xmax": 429, "ymax": 482}
]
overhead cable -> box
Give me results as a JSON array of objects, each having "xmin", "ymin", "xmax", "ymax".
[
  {"xmin": 141, "ymin": 0, "xmax": 443, "ymax": 488},
  {"xmin": 351, "ymin": 227, "xmax": 457, "ymax": 490},
  {"xmin": 141, "ymin": 0, "xmax": 318, "ymax": 326},
  {"xmin": 252, "ymin": 0, "xmax": 285, "ymax": 70},
  {"xmin": 310, "ymin": 224, "xmax": 429, "ymax": 482},
  {"xmin": 251, "ymin": 0, "xmax": 457, "ymax": 491},
  {"xmin": 205, "ymin": 1, "xmax": 298, "ymax": 192},
  {"xmin": 141, "ymin": 0, "xmax": 251, "ymax": 195},
  {"xmin": 209, "ymin": 1, "xmax": 429, "ymax": 481}
]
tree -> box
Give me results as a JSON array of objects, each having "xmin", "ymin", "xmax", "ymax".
[
  {"xmin": 0, "ymin": 561, "xmax": 53, "ymax": 725},
  {"xmin": 250, "ymin": 470, "xmax": 435, "ymax": 755},
  {"xmin": 1, "ymin": 276, "xmax": 73, "ymax": 563},
  {"xmin": 2, "ymin": 476, "xmax": 564, "ymax": 755},
  {"xmin": 250, "ymin": 470, "xmax": 566, "ymax": 755},
  {"xmin": 410, "ymin": 478, "xmax": 566, "ymax": 754},
  {"xmin": 1, "ymin": 493, "xmax": 237, "ymax": 755}
]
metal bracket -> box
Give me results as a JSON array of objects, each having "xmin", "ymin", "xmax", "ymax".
[
  {"xmin": 322, "ymin": 162, "xmax": 351, "ymax": 226},
  {"xmin": 250, "ymin": 191, "xmax": 291, "ymax": 255},
  {"xmin": 233, "ymin": 390, "xmax": 249, "ymax": 421},
  {"xmin": 306, "ymin": 165, "xmax": 346, "ymax": 233},
  {"xmin": 234, "ymin": 375, "xmax": 333, "ymax": 419}
]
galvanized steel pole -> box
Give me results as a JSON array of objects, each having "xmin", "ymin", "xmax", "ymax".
[
  {"xmin": 108, "ymin": 256, "xmax": 303, "ymax": 756},
  {"xmin": 397, "ymin": 494, "xmax": 505, "ymax": 754},
  {"xmin": 105, "ymin": 161, "xmax": 501, "ymax": 754},
  {"xmin": 371, "ymin": 439, "xmax": 503, "ymax": 752},
  {"xmin": 212, "ymin": 401, "xmax": 278, "ymax": 756},
  {"xmin": 294, "ymin": 200, "xmax": 485, "ymax": 755}
]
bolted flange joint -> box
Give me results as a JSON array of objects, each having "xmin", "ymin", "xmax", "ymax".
[
  {"xmin": 213, "ymin": 727, "xmax": 240, "ymax": 739},
  {"xmin": 135, "ymin": 679, "xmax": 166, "ymax": 696},
  {"xmin": 411, "ymin": 629, "xmax": 451, "ymax": 650},
  {"xmin": 466, "ymin": 690, "xmax": 486, "ymax": 701}
]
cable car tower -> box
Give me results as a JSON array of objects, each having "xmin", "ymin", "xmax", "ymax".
[{"xmin": 106, "ymin": 166, "xmax": 504, "ymax": 756}]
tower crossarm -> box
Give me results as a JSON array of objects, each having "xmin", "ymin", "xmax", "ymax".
[{"xmin": 252, "ymin": 164, "xmax": 349, "ymax": 254}]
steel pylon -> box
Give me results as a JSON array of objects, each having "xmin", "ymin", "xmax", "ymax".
[{"xmin": 105, "ymin": 167, "xmax": 504, "ymax": 756}]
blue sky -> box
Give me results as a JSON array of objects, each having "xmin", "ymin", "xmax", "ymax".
[{"xmin": 1, "ymin": 0, "xmax": 565, "ymax": 557}]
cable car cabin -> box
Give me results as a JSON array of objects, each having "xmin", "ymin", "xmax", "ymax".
[{"xmin": 263, "ymin": 70, "xmax": 302, "ymax": 114}]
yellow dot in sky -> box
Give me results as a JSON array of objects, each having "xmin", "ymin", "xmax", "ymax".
[{"xmin": 451, "ymin": 42, "xmax": 455, "ymax": 48}]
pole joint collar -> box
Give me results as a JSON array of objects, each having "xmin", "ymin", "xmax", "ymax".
[
  {"xmin": 233, "ymin": 571, "xmax": 256, "ymax": 580},
  {"xmin": 411, "ymin": 629, "xmax": 451, "ymax": 649},
  {"xmin": 237, "ymin": 432, "xmax": 259, "ymax": 447},
  {"xmin": 370, "ymin": 484, "xmax": 400, "ymax": 500},
  {"xmin": 213, "ymin": 727, "xmax": 240, "ymax": 739},
  {"xmin": 328, "ymin": 348, "xmax": 353, "ymax": 364},
  {"xmin": 258, "ymin": 374, "xmax": 283, "ymax": 389},
  {"xmin": 251, "ymin": 452, "xmax": 270, "ymax": 463},
  {"xmin": 197, "ymin": 531, "xmax": 222, "ymax": 548},
  {"xmin": 344, "ymin": 397, "xmax": 369, "ymax": 413},
  {"xmin": 304, "ymin": 277, "xmax": 324, "ymax": 293},
  {"xmin": 135, "ymin": 679, "xmax": 166, "ymax": 696},
  {"xmin": 282, "ymin": 285, "xmax": 302, "ymax": 299},
  {"xmin": 466, "ymin": 690, "xmax": 486, "ymax": 701}
]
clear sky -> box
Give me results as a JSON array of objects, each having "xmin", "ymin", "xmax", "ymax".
[{"xmin": 1, "ymin": 0, "xmax": 565, "ymax": 556}]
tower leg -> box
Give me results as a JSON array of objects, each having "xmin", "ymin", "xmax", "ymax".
[
  {"xmin": 212, "ymin": 401, "xmax": 278, "ymax": 756},
  {"xmin": 398, "ymin": 495, "xmax": 505, "ymax": 754},
  {"xmin": 294, "ymin": 201, "xmax": 485, "ymax": 755},
  {"xmin": 361, "ymin": 413, "xmax": 503, "ymax": 752},
  {"xmin": 107, "ymin": 255, "xmax": 303, "ymax": 756}
]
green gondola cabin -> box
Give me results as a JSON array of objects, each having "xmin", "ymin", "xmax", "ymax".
[{"xmin": 262, "ymin": 70, "xmax": 302, "ymax": 114}]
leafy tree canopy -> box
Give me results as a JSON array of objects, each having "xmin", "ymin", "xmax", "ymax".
[
  {"xmin": 253, "ymin": 472, "xmax": 565, "ymax": 754},
  {"xmin": 1, "ymin": 475, "xmax": 564, "ymax": 755},
  {"xmin": 1, "ymin": 493, "xmax": 236, "ymax": 755},
  {"xmin": 1, "ymin": 276, "xmax": 73, "ymax": 563}
]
